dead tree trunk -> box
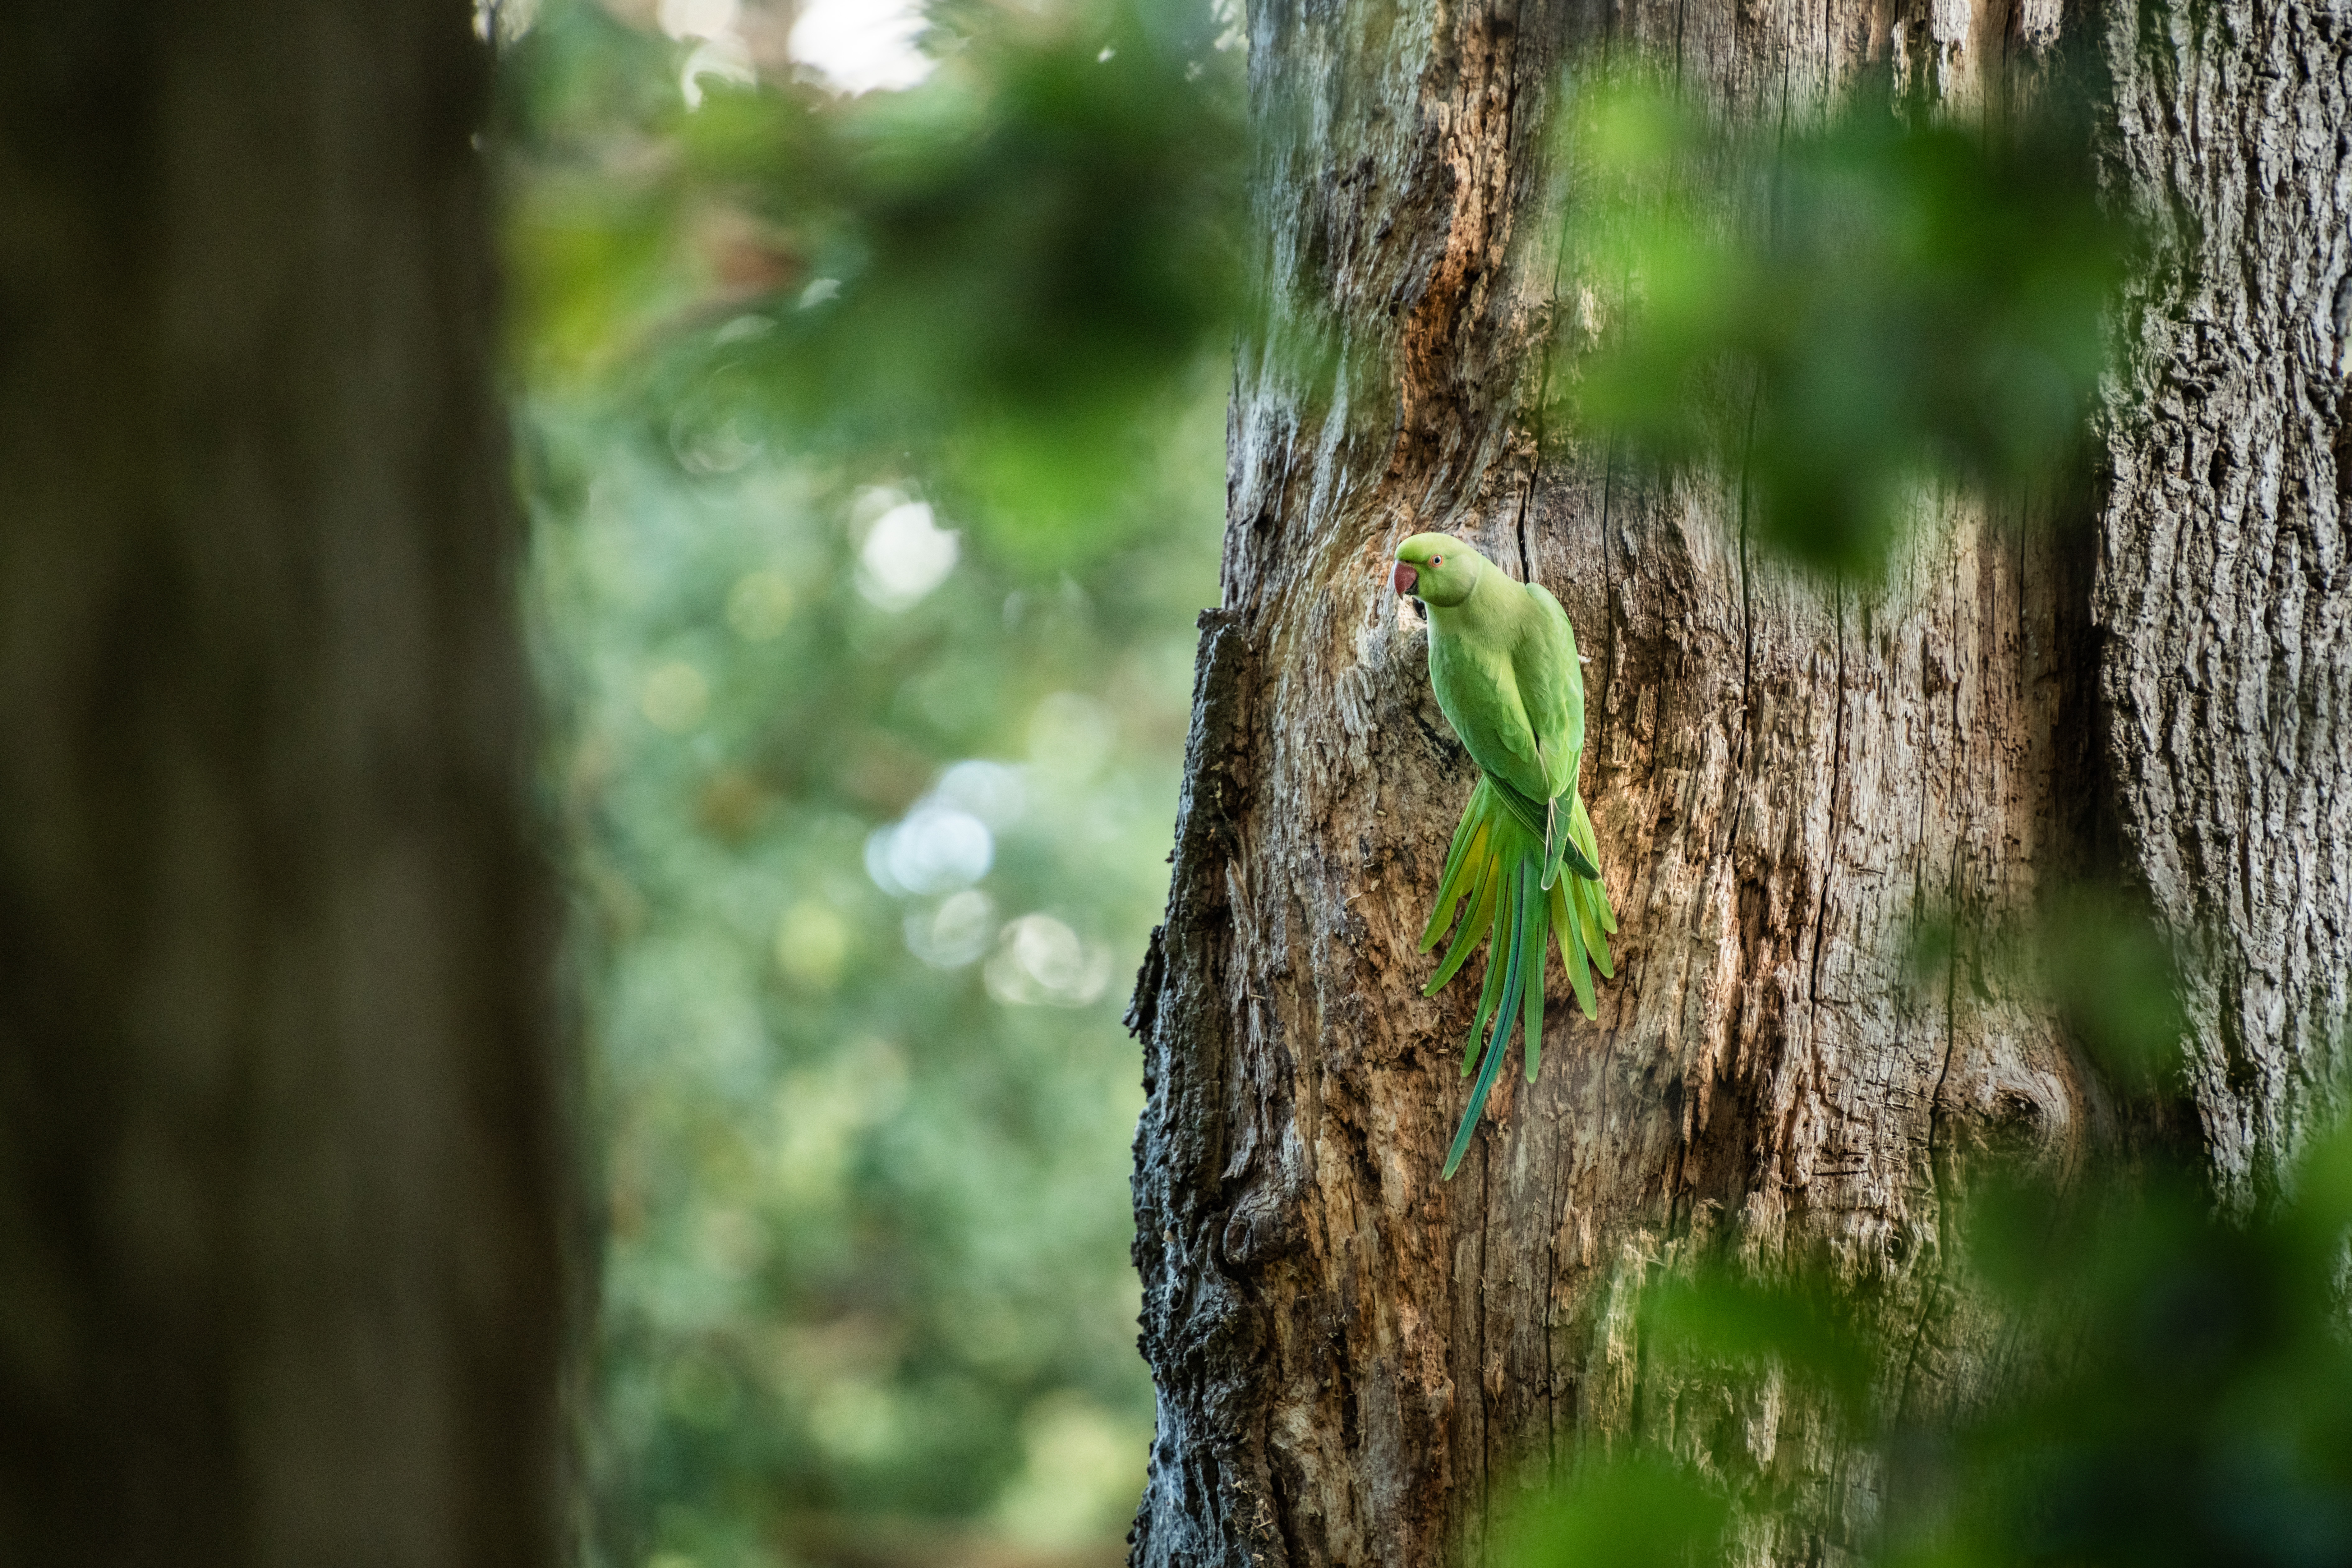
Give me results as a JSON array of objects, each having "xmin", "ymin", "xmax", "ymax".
[
  {"xmin": 0, "ymin": 5, "xmax": 567, "ymax": 1564},
  {"xmin": 1128, "ymin": 0, "xmax": 2349, "ymax": 1561}
]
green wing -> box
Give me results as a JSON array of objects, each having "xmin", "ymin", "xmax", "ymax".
[
  {"xmin": 1512, "ymin": 583, "xmax": 1590, "ymax": 888},
  {"xmin": 1514, "ymin": 582, "xmax": 1586, "ymax": 798},
  {"xmin": 1427, "ymin": 610, "xmax": 1550, "ymax": 805},
  {"xmin": 1426, "ymin": 620, "xmax": 1594, "ymax": 879}
]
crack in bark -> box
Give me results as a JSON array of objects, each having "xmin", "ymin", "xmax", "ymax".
[{"xmin": 1807, "ymin": 582, "xmax": 1848, "ymax": 1014}]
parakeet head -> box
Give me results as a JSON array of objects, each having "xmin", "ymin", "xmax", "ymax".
[{"xmin": 1392, "ymin": 533, "xmax": 1482, "ymax": 608}]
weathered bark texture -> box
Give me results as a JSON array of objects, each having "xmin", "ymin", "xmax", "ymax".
[
  {"xmin": 2096, "ymin": 0, "xmax": 2352, "ymax": 1202},
  {"xmin": 1129, "ymin": 0, "xmax": 2341, "ymax": 1561},
  {"xmin": 0, "ymin": 6, "xmax": 567, "ymax": 1565}
]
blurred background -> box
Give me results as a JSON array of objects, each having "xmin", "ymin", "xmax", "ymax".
[{"xmin": 499, "ymin": 2, "xmax": 1240, "ymax": 1563}]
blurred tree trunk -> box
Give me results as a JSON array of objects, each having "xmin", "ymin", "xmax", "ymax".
[
  {"xmin": 1128, "ymin": 0, "xmax": 2349, "ymax": 1562},
  {"xmin": 0, "ymin": 5, "xmax": 566, "ymax": 1566}
]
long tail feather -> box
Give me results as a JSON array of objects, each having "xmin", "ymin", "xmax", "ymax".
[
  {"xmin": 1488, "ymin": 777, "xmax": 1544, "ymax": 839},
  {"xmin": 1570, "ymin": 795, "xmax": 1616, "ymax": 935},
  {"xmin": 1420, "ymin": 811, "xmax": 1491, "ymax": 952},
  {"xmin": 1550, "ymin": 876, "xmax": 1598, "ymax": 1024},
  {"xmin": 1460, "ymin": 869, "xmax": 1513, "ymax": 1075},
  {"xmin": 1559, "ymin": 880, "xmax": 1598, "ymax": 1020},
  {"xmin": 1445, "ymin": 861, "xmax": 1526, "ymax": 1178},
  {"xmin": 1421, "ymin": 772, "xmax": 1621, "ymax": 1179},
  {"xmin": 1518, "ymin": 857, "xmax": 1547, "ymax": 1081},
  {"xmin": 1575, "ymin": 879, "xmax": 1614, "ymax": 980},
  {"xmin": 1494, "ymin": 776, "xmax": 1599, "ymax": 882},
  {"xmin": 1428, "ymin": 848, "xmax": 1503, "ymax": 996}
]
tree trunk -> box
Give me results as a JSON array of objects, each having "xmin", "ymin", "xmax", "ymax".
[
  {"xmin": 0, "ymin": 6, "xmax": 567, "ymax": 1565},
  {"xmin": 2095, "ymin": 0, "xmax": 2352, "ymax": 1204},
  {"xmin": 1128, "ymin": 0, "xmax": 2348, "ymax": 1561}
]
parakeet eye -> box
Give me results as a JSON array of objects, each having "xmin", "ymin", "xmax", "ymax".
[{"xmin": 1430, "ymin": 554, "xmax": 1443, "ymax": 567}]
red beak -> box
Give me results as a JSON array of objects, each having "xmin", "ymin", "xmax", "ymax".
[{"xmin": 1392, "ymin": 562, "xmax": 1418, "ymax": 596}]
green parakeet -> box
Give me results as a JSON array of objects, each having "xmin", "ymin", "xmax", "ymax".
[{"xmin": 1391, "ymin": 532, "xmax": 1617, "ymax": 1178}]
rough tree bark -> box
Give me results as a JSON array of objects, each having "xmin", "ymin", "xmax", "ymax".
[
  {"xmin": 0, "ymin": 5, "xmax": 567, "ymax": 1565},
  {"xmin": 1128, "ymin": 0, "xmax": 2349, "ymax": 1562},
  {"xmin": 2096, "ymin": 0, "xmax": 2351, "ymax": 1203}
]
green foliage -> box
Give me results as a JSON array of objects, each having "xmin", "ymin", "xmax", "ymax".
[
  {"xmin": 1910, "ymin": 885, "xmax": 2191, "ymax": 1096},
  {"xmin": 1498, "ymin": 1458, "xmax": 1731, "ymax": 1568},
  {"xmin": 696, "ymin": 1, "xmax": 1239, "ymax": 559},
  {"xmin": 1901, "ymin": 1129, "xmax": 2352, "ymax": 1567},
  {"xmin": 1638, "ymin": 1271, "xmax": 1877, "ymax": 1430},
  {"xmin": 510, "ymin": 0, "xmax": 1241, "ymax": 568},
  {"xmin": 503, "ymin": 2, "xmax": 1240, "ymax": 1563},
  {"xmin": 1552, "ymin": 75, "xmax": 2133, "ymax": 574},
  {"xmin": 1498, "ymin": 897, "xmax": 2352, "ymax": 1568},
  {"xmin": 1834, "ymin": 1157, "xmax": 2352, "ymax": 1564}
]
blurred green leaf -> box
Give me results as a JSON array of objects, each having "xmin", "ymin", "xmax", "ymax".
[
  {"xmin": 1643, "ymin": 1270, "xmax": 1877, "ymax": 1426},
  {"xmin": 1498, "ymin": 1456, "xmax": 1733, "ymax": 1568},
  {"xmin": 1552, "ymin": 73, "xmax": 2134, "ymax": 574},
  {"xmin": 1530, "ymin": 863, "xmax": 2352, "ymax": 1567},
  {"xmin": 508, "ymin": 0, "xmax": 1242, "ymax": 573}
]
